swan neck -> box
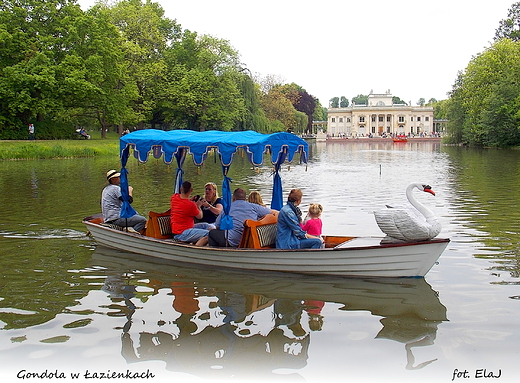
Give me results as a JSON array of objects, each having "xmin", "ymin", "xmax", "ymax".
[{"xmin": 406, "ymin": 184, "xmax": 434, "ymax": 218}]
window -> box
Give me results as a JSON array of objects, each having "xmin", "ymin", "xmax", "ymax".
[
  {"xmin": 417, "ymin": 116, "xmax": 421, "ymax": 122},
  {"xmin": 372, "ymin": 126, "xmax": 376, "ymax": 133},
  {"xmin": 411, "ymin": 117, "xmax": 414, "ymax": 121},
  {"xmin": 425, "ymin": 116, "xmax": 429, "ymax": 121},
  {"xmin": 359, "ymin": 116, "xmax": 365, "ymax": 123},
  {"xmin": 398, "ymin": 116, "xmax": 405, "ymax": 123},
  {"xmin": 371, "ymin": 116, "xmax": 376, "ymax": 122},
  {"xmin": 339, "ymin": 117, "xmax": 343, "ymax": 123},
  {"xmin": 379, "ymin": 116, "xmax": 384, "ymax": 122},
  {"xmin": 347, "ymin": 118, "xmax": 351, "ymax": 123},
  {"xmin": 387, "ymin": 116, "xmax": 391, "ymax": 122},
  {"xmin": 331, "ymin": 118, "xmax": 336, "ymax": 122}
]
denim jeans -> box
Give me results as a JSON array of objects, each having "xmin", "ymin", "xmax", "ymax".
[
  {"xmin": 173, "ymin": 223, "xmax": 212, "ymax": 243},
  {"xmin": 299, "ymin": 238, "xmax": 323, "ymax": 249}
]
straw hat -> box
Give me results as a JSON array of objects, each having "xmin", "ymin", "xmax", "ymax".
[{"xmin": 106, "ymin": 169, "xmax": 121, "ymax": 180}]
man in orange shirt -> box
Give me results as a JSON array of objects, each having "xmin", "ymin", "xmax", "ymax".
[{"xmin": 170, "ymin": 181, "xmax": 211, "ymax": 246}]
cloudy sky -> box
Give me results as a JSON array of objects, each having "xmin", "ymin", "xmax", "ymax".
[{"xmin": 78, "ymin": 0, "xmax": 517, "ymax": 106}]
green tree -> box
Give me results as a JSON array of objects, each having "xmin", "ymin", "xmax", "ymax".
[
  {"xmin": 340, "ymin": 96, "xmax": 349, "ymax": 107},
  {"xmin": 445, "ymin": 72, "xmax": 467, "ymax": 144},
  {"xmin": 446, "ymin": 39, "xmax": 520, "ymax": 146},
  {"xmin": 329, "ymin": 97, "xmax": 339, "ymax": 108},
  {"xmin": 417, "ymin": 98, "xmax": 426, "ymax": 106},
  {"xmin": 495, "ymin": 2, "xmax": 520, "ymax": 41},
  {"xmin": 0, "ymin": 0, "xmax": 85, "ymax": 138},
  {"xmin": 70, "ymin": 4, "xmax": 139, "ymax": 137},
  {"xmin": 104, "ymin": 0, "xmax": 181, "ymax": 133},
  {"xmin": 482, "ymin": 73, "xmax": 520, "ymax": 146},
  {"xmin": 161, "ymin": 31, "xmax": 244, "ymax": 130},
  {"xmin": 292, "ymin": 109, "xmax": 308, "ymax": 135},
  {"xmin": 278, "ymin": 83, "xmax": 316, "ymax": 133},
  {"xmin": 351, "ymin": 94, "xmax": 368, "ymax": 105},
  {"xmin": 312, "ymin": 99, "xmax": 326, "ymax": 121},
  {"xmin": 260, "ymin": 86, "xmax": 296, "ymax": 132},
  {"xmin": 234, "ymin": 71, "xmax": 270, "ymax": 132},
  {"xmin": 432, "ymin": 99, "xmax": 449, "ymax": 119},
  {"xmin": 392, "ymin": 96, "xmax": 407, "ymax": 105}
]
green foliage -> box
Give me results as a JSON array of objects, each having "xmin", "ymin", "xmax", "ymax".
[
  {"xmin": 260, "ymin": 87, "xmax": 296, "ymax": 131},
  {"xmin": 432, "ymin": 99, "xmax": 449, "ymax": 119},
  {"xmin": 329, "ymin": 97, "xmax": 339, "ymax": 108},
  {"xmin": 351, "ymin": 94, "xmax": 368, "ymax": 105},
  {"xmin": 312, "ymin": 100, "xmax": 326, "ymax": 121},
  {"xmin": 446, "ymin": 39, "xmax": 520, "ymax": 147},
  {"xmin": 0, "ymin": 138, "xmax": 119, "ymax": 160},
  {"xmin": 392, "ymin": 96, "xmax": 407, "ymax": 105},
  {"xmin": 276, "ymin": 83, "xmax": 317, "ymax": 133},
  {"xmin": 495, "ymin": 2, "xmax": 520, "ymax": 42},
  {"xmin": 160, "ymin": 34, "xmax": 245, "ymax": 130},
  {"xmin": 0, "ymin": 0, "xmax": 321, "ymax": 138}
]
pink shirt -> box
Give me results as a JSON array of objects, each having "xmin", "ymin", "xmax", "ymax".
[{"xmin": 301, "ymin": 218, "xmax": 322, "ymax": 236}]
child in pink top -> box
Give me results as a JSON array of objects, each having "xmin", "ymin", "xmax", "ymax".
[{"xmin": 301, "ymin": 203, "xmax": 323, "ymax": 237}]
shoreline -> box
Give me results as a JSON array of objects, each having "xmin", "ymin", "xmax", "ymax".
[{"xmin": 313, "ymin": 137, "xmax": 443, "ymax": 143}]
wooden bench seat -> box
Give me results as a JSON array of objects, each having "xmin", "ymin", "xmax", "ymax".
[
  {"xmin": 145, "ymin": 210, "xmax": 278, "ymax": 249},
  {"xmin": 238, "ymin": 214, "xmax": 278, "ymax": 249},
  {"xmin": 145, "ymin": 209, "xmax": 172, "ymax": 239}
]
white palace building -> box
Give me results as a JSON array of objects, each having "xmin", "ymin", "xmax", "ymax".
[{"xmin": 326, "ymin": 90, "xmax": 436, "ymax": 138}]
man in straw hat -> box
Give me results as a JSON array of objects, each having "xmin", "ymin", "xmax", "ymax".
[{"xmin": 101, "ymin": 169, "xmax": 146, "ymax": 233}]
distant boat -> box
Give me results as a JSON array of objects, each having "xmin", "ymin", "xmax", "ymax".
[{"xmin": 393, "ymin": 135, "xmax": 408, "ymax": 143}]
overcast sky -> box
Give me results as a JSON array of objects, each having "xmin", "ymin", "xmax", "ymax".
[{"xmin": 78, "ymin": 0, "xmax": 517, "ymax": 106}]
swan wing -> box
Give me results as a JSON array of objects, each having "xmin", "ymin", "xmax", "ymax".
[
  {"xmin": 374, "ymin": 208, "xmax": 433, "ymax": 241},
  {"xmin": 426, "ymin": 216, "xmax": 442, "ymax": 238}
]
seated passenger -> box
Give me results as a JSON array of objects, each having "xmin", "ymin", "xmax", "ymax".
[
  {"xmin": 197, "ymin": 182, "xmax": 223, "ymax": 227},
  {"xmin": 170, "ymin": 181, "xmax": 212, "ymax": 246},
  {"xmin": 301, "ymin": 203, "xmax": 323, "ymax": 237},
  {"xmin": 101, "ymin": 169, "xmax": 146, "ymax": 233},
  {"xmin": 247, "ymin": 190, "xmax": 266, "ymax": 206},
  {"xmin": 276, "ymin": 189, "xmax": 323, "ymax": 249},
  {"xmin": 208, "ymin": 188, "xmax": 277, "ymax": 247}
]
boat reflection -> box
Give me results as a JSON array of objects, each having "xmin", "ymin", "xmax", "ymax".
[{"xmin": 91, "ymin": 246, "xmax": 447, "ymax": 379}]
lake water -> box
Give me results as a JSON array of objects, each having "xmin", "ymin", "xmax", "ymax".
[{"xmin": 1, "ymin": 140, "xmax": 519, "ymax": 383}]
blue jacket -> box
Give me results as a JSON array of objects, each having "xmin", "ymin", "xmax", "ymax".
[{"xmin": 276, "ymin": 203, "xmax": 307, "ymax": 249}]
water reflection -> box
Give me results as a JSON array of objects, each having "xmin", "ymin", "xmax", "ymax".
[
  {"xmin": 91, "ymin": 246, "xmax": 447, "ymax": 379},
  {"xmin": 442, "ymin": 146, "xmax": 520, "ymax": 277}
]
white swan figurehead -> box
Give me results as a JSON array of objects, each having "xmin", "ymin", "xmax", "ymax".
[{"xmin": 374, "ymin": 183, "xmax": 441, "ymax": 243}]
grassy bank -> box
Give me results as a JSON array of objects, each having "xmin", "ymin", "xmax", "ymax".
[{"xmin": 0, "ymin": 134, "xmax": 120, "ymax": 160}]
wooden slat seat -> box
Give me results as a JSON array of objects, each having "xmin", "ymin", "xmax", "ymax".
[
  {"xmin": 100, "ymin": 223, "xmax": 125, "ymax": 231},
  {"xmin": 238, "ymin": 214, "xmax": 278, "ymax": 249},
  {"xmin": 145, "ymin": 209, "xmax": 172, "ymax": 239}
]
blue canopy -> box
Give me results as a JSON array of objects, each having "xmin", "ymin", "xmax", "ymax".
[{"xmin": 118, "ymin": 129, "xmax": 309, "ymax": 228}]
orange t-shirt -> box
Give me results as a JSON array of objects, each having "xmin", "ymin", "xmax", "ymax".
[{"xmin": 170, "ymin": 194, "xmax": 200, "ymax": 234}]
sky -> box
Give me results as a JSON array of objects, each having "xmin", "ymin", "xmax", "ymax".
[{"xmin": 77, "ymin": 0, "xmax": 517, "ymax": 106}]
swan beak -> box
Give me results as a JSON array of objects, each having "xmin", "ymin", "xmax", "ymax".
[{"xmin": 424, "ymin": 188, "xmax": 436, "ymax": 196}]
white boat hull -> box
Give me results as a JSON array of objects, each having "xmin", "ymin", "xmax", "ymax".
[{"xmin": 84, "ymin": 218, "xmax": 449, "ymax": 278}]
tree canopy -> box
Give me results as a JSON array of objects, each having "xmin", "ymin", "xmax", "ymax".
[
  {"xmin": 445, "ymin": 38, "xmax": 520, "ymax": 146},
  {"xmin": 0, "ymin": 0, "xmax": 322, "ymax": 139},
  {"xmin": 495, "ymin": 1, "xmax": 520, "ymax": 42}
]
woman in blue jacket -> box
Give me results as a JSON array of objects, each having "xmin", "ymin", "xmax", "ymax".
[{"xmin": 276, "ymin": 189, "xmax": 323, "ymax": 249}]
